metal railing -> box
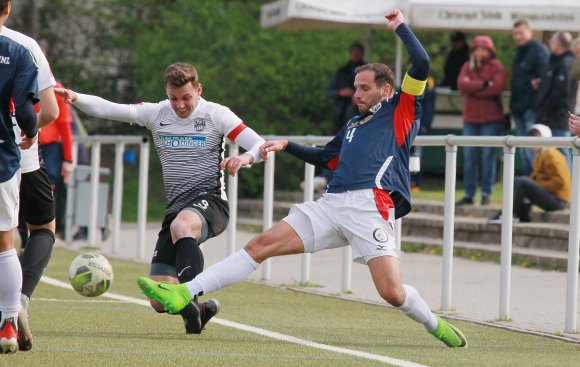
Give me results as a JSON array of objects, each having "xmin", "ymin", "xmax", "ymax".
[
  {"xmin": 227, "ymin": 134, "xmax": 580, "ymax": 334},
  {"xmin": 65, "ymin": 135, "xmax": 150, "ymax": 259}
]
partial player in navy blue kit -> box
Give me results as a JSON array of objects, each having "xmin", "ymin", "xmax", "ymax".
[
  {"xmin": 137, "ymin": 10, "xmax": 467, "ymax": 348},
  {"xmin": 0, "ymin": 0, "xmax": 40, "ymax": 353}
]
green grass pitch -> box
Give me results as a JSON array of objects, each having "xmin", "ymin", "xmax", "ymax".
[{"xmin": 3, "ymin": 247, "xmax": 579, "ymax": 367}]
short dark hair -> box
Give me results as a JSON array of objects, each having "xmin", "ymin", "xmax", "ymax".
[
  {"xmin": 354, "ymin": 63, "xmax": 395, "ymax": 89},
  {"xmin": 164, "ymin": 63, "xmax": 199, "ymax": 88},
  {"xmin": 513, "ymin": 19, "xmax": 530, "ymax": 28},
  {"xmin": 0, "ymin": 0, "xmax": 10, "ymax": 13},
  {"xmin": 553, "ymin": 31, "xmax": 572, "ymax": 50},
  {"xmin": 349, "ymin": 42, "xmax": 364, "ymax": 54}
]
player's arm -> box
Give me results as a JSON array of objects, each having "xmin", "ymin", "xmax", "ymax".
[
  {"xmin": 261, "ymin": 125, "xmax": 345, "ymax": 169},
  {"xmin": 54, "ymin": 88, "xmax": 139, "ymax": 124},
  {"xmin": 220, "ymin": 123, "xmax": 266, "ymax": 176},
  {"xmin": 37, "ymin": 86, "xmax": 59, "ymax": 127},
  {"xmin": 386, "ymin": 10, "xmax": 430, "ymax": 95},
  {"xmin": 14, "ymin": 47, "xmax": 40, "ymax": 149}
]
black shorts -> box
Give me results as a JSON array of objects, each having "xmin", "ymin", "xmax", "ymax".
[
  {"xmin": 150, "ymin": 194, "xmax": 229, "ymax": 276},
  {"xmin": 19, "ymin": 167, "xmax": 56, "ymax": 226}
]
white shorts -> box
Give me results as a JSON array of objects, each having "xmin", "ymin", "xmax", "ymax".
[
  {"xmin": 0, "ymin": 170, "xmax": 21, "ymax": 231},
  {"xmin": 283, "ymin": 188, "xmax": 399, "ymax": 264}
]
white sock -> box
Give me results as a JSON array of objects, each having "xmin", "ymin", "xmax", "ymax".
[
  {"xmin": 0, "ymin": 248, "xmax": 22, "ymax": 321},
  {"xmin": 398, "ymin": 284, "xmax": 438, "ymax": 331},
  {"xmin": 186, "ymin": 249, "xmax": 259, "ymax": 297}
]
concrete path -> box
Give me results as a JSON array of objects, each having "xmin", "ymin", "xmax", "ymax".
[{"xmin": 59, "ymin": 223, "xmax": 580, "ymax": 342}]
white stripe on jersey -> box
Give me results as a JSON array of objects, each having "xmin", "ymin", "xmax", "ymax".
[{"xmin": 375, "ymin": 156, "xmax": 393, "ymax": 190}]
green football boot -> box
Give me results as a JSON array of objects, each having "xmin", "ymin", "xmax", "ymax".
[
  {"xmin": 429, "ymin": 316, "xmax": 468, "ymax": 348},
  {"xmin": 137, "ymin": 277, "xmax": 192, "ymax": 314}
]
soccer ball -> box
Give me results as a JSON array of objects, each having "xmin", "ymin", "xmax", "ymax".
[{"xmin": 68, "ymin": 253, "xmax": 114, "ymax": 297}]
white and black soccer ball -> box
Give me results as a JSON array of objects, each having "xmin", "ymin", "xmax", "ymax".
[{"xmin": 68, "ymin": 253, "xmax": 114, "ymax": 297}]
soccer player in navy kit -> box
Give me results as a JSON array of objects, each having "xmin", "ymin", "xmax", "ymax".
[
  {"xmin": 138, "ymin": 10, "xmax": 467, "ymax": 348},
  {"xmin": 0, "ymin": 0, "xmax": 40, "ymax": 353}
]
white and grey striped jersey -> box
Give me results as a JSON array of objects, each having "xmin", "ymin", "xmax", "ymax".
[{"xmin": 73, "ymin": 95, "xmax": 264, "ymax": 215}]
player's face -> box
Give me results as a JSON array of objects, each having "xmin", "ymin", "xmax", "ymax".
[
  {"xmin": 354, "ymin": 70, "xmax": 390, "ymax": 113},
  {"xmin": 167, "ymin": 82, "xmax": 202, "ymax": 118}
]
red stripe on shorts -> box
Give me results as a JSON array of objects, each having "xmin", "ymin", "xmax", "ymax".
[
  {"xmin": 227, "ymin": 123, "xmax": 247, "ymax": 141},
  {"xmin": 373, "ymin": 188, "xmax": 394, "ymax": 222}
]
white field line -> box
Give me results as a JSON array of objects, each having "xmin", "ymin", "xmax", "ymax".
[
  {"xmin": 33, "ymin": 297, "xmax": 130, "ymax": 303},
  {"xmin": 40, "ymin": 276, "xmax": 429, "ymax": 367}
]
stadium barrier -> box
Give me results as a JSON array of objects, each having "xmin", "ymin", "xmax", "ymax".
[
  {"xmin": 65, "ymin": 135, "xmax": 150, "ymax": 259},
  {"xmin": 227, "ymin": 134, "xmax": 580, "ymax": 334}
]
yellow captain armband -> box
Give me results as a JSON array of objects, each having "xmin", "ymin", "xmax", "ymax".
[{"xmin": 401, "ymin": 73, "xmax": 427, "ymax": 96}]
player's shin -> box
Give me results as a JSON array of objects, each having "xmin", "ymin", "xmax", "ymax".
[
  {"xmin": 174, "ymin": 237, "xmax": 204, "ymax": 283},
  {"xmin": 186, "ymin": 249, "xmax": 259, "ymax": 297},
  {"xmin": 20, "ymin": 229, "xmax": 55, "ymax": 298},
  {"xmin": 398, "ymin": 284, "xmax": 438, "ymax": 331}
]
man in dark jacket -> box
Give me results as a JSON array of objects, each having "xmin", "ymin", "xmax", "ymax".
[
  {"xmin": 440, "ymin": 31, "xmax": 469, "ymax": 90},
  {"xmin": 536, "ymin": 31, "xmax": 577, "ymax": 166},
  {"xmin": 326, "ymin": 42, "xmax": 366, "ymax": 132},
  {"xmin": 510, "ymin": 20, "xmax": 549, "ymax": 175}
]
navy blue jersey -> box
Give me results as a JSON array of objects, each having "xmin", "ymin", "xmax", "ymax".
[
  {"xmin": 321, "ymin": 79, "xmax": 424, "ymax": 219},
  {"xmin": 0, "ymin": 35, "xmax": 39, "ymax": 182}
]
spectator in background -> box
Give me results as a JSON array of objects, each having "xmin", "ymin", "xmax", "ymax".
[
  {"xmin": 510, "ymin": 20, "xmax": 549, "ymax": 175},
  {"xmin": 571, "ymin": 37, "xmax": 580, "ymax": 115},
  {"xmin": 569, "ymin": 112, "xmax": 580, "ymax": 136},
  {"xmin": 410, "ymin": 75, "xmax": 436, "ymax": 192},
  {"xmin": 39, "ymin": 81, "xmax": 74, "ymax": 239},
  {"xmin": 327, "ymin": 41, "xmax": 366, "ymax": 132},
  {"xmin": 489, "ymin": 124, "xmax": 570, "ymax": 223},
  {"xmin": 440, "ymin": 32, "xmax": 469, "ymax": 90},
  {"xmin": 307, "ymin": 42, "xmax": 367, "ymax": 192},
  {"xmin": 456, "ymin": 36, "xmax": 505, "ymax": 206},
  {"xmin": 535, "ymin": 32, "xmax": 577, "ymax": 167}
]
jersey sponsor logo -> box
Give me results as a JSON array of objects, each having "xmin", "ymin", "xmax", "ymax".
[
  {"xmin": 159, "ymin": 135, "xmax": 206, "ymax": 148},
  {"xmin": 0, "ymin": 55, "xmax": 10, "ymax": 64},
  {"xmin": 193, "ymin": 118, "xmax": 207, "ymax": 132},
  {"xmin": 348, "ymin": 114, "xmax": 373, "ymax": 129},
  {"xmin": 373, "ymin": 228, "xmax": 389, "ymax": 244}
]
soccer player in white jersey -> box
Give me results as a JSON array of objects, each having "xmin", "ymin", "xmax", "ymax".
[
  {"xmin": 0, "ymin": 0, "xmax": 40, "ymax": 353},
  {"xmin": 56, "ymin": 62, "xmax": 265, "ymax": 333},
  {"xmin": 137, "ymin": 11, "xmax": 467, "ymax": 348},
  {"xmin": 2, "ymin": 22, "xmax": 61, "ymax": 351}
]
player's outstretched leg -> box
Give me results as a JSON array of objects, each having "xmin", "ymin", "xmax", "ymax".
[
  {"xmin": 429, "ymin": 316, "xmax": 467, "ymax": 348},
  {"xmin": 137, "ymin": 277, "xmax": 192, "ymax": 314}
]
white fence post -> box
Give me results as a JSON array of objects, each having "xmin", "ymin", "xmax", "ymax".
[
  {"xmin": 65, "ymin": 141, "xmax": 78, "ymax": 246},
  {"xmin": 261, "ymin": 152, "xmax": 275, "ymax": 280},
  {"xmin": 111, "ymin": 142, "xmax": 125, "ymax": 254},
  {"xmin": 136, "ymin": 138, "xmax": 149, "ymax": 260},
  {"xmin": 227, "ymin": 143, "xmax": 239, "ymax": 256},
  {"xmin": 88, "ymin": 142, "xmax": 101, "ymax": 246},
  {"xmin": 565, "ymin": 146, "xmax": 580, "ymax": 333},
  {"xmin": 395, "ymin": 218, "xmax": 402, "ymax": 251},
  {"xmin": 300, "ymin": 161, "xmax": 315, "ymax": 285},
  {"xmin": 341, "ymin": 246, "xmax": 352, "ymax": 293},
  {"xmin": 499, "ymin": 144, "xmax": 516, "ymax": 320},
  {"xmin": 441, "ymin": 141, "xmax": 457, "ymax": 310}
]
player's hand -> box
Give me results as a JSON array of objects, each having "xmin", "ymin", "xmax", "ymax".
[
  {"xmin": 220, "ymin": 152, "xmax": 253, "ymax": 177},
  {"xmin": 54, "ymin": 87, "xmax": 78, "ymax": 104},
  {"xmin": 569, "ymin": 112, "xmax": 580, "ymax": 135},
  {"xmin": 385, "ymin": 9, "xmax": 404, "ymax": 30},
  {"xmin": 530, "ymin": 78, "xmax": 541, "ymax": 90},
  {"xmin": 260, "ymin": 140, "xmax": 288, "ymax": 160},
  {"xmin": 18, "ymin": 131, "xmax": 37, "ymax": 150},
  {"xmin": 62, "ymin": 161, "xmax": 73, "ymax": 185}
]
